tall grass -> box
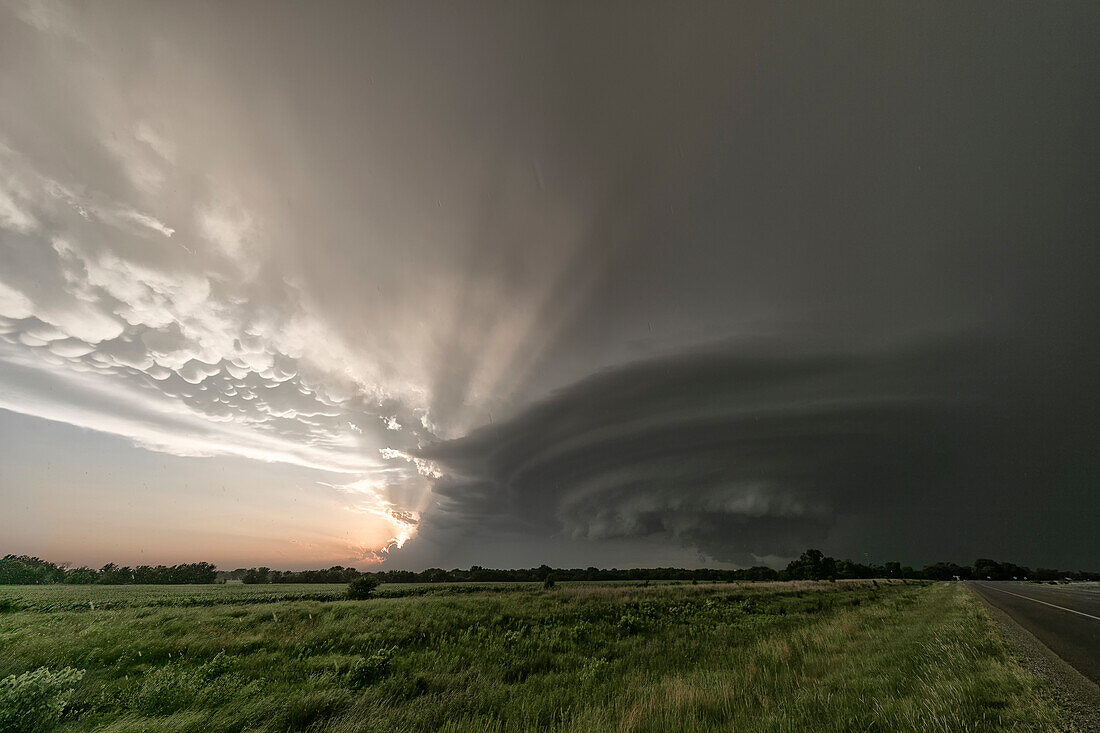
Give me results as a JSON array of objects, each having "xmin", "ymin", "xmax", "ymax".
[{"xmin": 0, "ymin": 581, "xmax": 1061, "ymax": 731}]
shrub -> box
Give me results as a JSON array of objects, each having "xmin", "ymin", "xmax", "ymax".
[
  {"xmin": 543, "ymin": 575, "xmax": 556, "ymax": 590},
  {"xmin": 0, "ymin": 667, "xmax": 85, "ymax": 732},
  {"xmin": 617, "ymin": 613, "xmax": 643, "ymax": 635},
  {"xmin": 347, "ymin": 576, "xmax": 379, "ymax": 600},
  {"xmin": 579, "ymin": 658, "xmax": 609, "ymax": 682},
  {"xmin": 346, "ymin": 647, "xmax": 395, "ymax": 688}
]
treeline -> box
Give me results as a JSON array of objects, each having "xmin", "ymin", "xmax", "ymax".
[
  {"xmin": 0, "ymin": 555, "xmax": 217, "ymax": 585},
  {"xmin": 3, "ymin": 551, "xmax": 1097, "ymax": 585},
  {"xmin": 218, "ymin": 566, "xmax": 361, "ymax": 584},
  {"xmin": 223, "ymin": 553, "xmax": 1100, "ymax": 584},
  {"xmin": 778, "ymin": 550, "xmax": 1099, "ymax": 582}
]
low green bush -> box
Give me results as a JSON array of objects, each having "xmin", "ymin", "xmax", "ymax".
[
  {"xmin": 346, "ymin": 647, "xmax": 396, "ymax": 688},
  {"xmin": 347, "ymin": 576, "xmax": 379, "ymax": 599},
  {"xmin": 0, "ymin": 666, "xmax": 85, "ymax": 732}
]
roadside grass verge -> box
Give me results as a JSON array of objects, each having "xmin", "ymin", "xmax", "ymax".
[
  {"xmin": 562, "ymin": 582, "xmax": 1064, "ymax": 732},
  {"xmin": 0, "ymin": 581, "xmax": 1063, "ymax": 731}
]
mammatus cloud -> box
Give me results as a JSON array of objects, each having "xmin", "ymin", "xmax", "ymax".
[
  {"xmin": 0, "ymin": 214, "xmax": 435, "ymax": 563},
  {"xmin": 0, "ymin": 141, "xmax": 431, "ymax": 472},
  {"xmin": 0, "ymin": 8, "xmax": 440, "ymax": 557}
]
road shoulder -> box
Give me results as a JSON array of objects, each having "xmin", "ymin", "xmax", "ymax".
[{"xmin": 971, "ymin": 585, "xmax": 1100, "ymax": 732}]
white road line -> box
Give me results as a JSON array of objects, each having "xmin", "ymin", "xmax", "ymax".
[{"xmin": 978, "ymin": 584, "xmax": 1100, "ymax": 622}]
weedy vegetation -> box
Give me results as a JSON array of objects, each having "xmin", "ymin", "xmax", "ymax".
[{"xmin": 0, "ymin": 580, "xmax": 1063, "ymax": 731}]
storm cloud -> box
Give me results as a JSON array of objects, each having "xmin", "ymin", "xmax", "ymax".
[
  {"xmin": 1, "ymin": 1, "xmax": 1097, "ymax": 568},
  {"xmin": 408, "ymin": 335, "xmax": 1096, "ymax": 568}
]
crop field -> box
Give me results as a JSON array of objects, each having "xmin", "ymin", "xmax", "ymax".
[
  {"xmin": 0, "ymin": 580, "xmax": 780, "ymax": 613},
  {"xmin": 0, "ymin": 580, "xmax": 1063, "ymax": 732},
  {"xmin": 0, "ymin": 582, "xmax": 556, "ymax": 613},
  {"xmin": 0, "ymin": 584, "xmax": 351, "ymax": 613}
]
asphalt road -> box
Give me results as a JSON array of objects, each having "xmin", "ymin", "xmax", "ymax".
[{"xmin": 967, "ymin": 581, "xmax": 1100, "ymax": 685}]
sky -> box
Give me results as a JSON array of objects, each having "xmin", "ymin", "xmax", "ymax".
[{"xmin": 0, "ymin": 1, "xmax": 1097, "ymax": 571}]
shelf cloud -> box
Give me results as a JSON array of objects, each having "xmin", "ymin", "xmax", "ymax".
[{"xmin": 405, "ymin": 335, "xmax": 1096, "ymax": 567}]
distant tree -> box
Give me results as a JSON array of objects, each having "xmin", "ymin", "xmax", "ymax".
[
  {"xmin": 921, "ymin": 562, "xmax": 969, "ymax": 581},
  {"xmin": 97, "ymin": 563, "xmax": 136, "ymax": 584},
  {"xmin": 785, "ymin": 549, "xmax": 837, "ymax": 580},
  {"xmin": 423, "ymin": 568, "xmax": 449, "ymax": 583},
  {"xmin": 185, "ymin": 562, "xmax": 218, "ymax": 584},
  {"xmin": 64, "ymin": 567, "xmax": 98, "ymax": 584},
  {"xmin": 242, "ymin": 567, "xmax": 271, "ymax": 584},
  {"xmin": 742, "ymin": 566, "xmax": 780, "ymax": 581},
  {"xmin": 0, "ymin": 555, "xmax": 66, "ymax": 584},
  {"xmin": 98, "ymin": 563, "xmax": 118, "ymax": 584},
  {"xmin": 542, "ymin": 575, "xmax": 556, "ymax": 590},
  {"xmin": 835, "ymin": 559, "xmax": 865, "ymax": 579},
  {"xmin": 975, "ymin": 558, "xmax": 1007, "ymax": 580},
  {"xmin": 347, "ymin": 576, "xmax": 379, "ymax": 599},
  {"xmin": 469, "ymin": 565, "xmax": 493, "ymax": 582}
]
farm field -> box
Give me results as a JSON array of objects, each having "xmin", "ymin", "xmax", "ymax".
[
  {"xmin": 0, "ymin": 582, "xmax": 553, "ymax": 613},
  {"xmin": 0, "ymin": 580, "xmax": 1064, "ymax": 732}
]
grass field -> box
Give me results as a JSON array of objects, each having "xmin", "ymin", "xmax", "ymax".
[
  {"xmin": 0, "ymin": 582, "xmax": 554, "ymax": 613},
  {"xmin": 0, "ymin": 580, "xmax": 1064, "ymax": 731}
]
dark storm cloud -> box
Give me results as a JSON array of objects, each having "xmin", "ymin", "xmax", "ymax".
[
  {"xmin": 410, "ymin": 334, "xmax": 1097, "ymax": 567},
  {"xmin": 2, "ymin": 1, "xmax": 1098, "ymax": 568},
  {"xmin": 389, "ymin": 0, "xmax": 1100, "ymax": 568}
]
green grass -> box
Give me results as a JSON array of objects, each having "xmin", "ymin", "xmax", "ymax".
[
  {"xmin": 0, "ymin": 581, "xmax": 1063, "ymax": 731},
  {"xmin": 0, "ymin": 582, "xmax": 553, "ymax": 613}
]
